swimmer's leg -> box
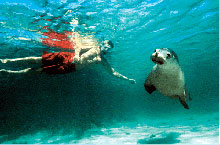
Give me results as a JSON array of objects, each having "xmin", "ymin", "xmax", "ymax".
[
  {"xmin": 0, "ymin": 57, "xmax": 41, "ymax": 64},
  {"xmin": 0, "ymin": 68, "xmax": 42, "ymax": 74}
]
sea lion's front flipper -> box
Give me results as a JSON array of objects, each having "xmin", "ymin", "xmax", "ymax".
[
  {"xmin": 179, "ymin": 97, "xmax": 189, "ymax": 109},
  {"xmin": 144, "ymin": 83, "xmax": 156, "ymax": 94}
]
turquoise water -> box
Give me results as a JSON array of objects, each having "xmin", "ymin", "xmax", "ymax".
[{"xmin": 0, "ymin": 0, "xmax": 219, "ymax": 144}]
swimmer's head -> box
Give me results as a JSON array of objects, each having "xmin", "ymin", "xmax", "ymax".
[{"xmin": 100, "ymin": 40, "xmax": 114, "ymax": 54}]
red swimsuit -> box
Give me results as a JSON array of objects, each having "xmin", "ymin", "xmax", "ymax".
[
  {"xmin": 41, "ymin": 51, "xmax": 76, "ymax": 74},
  {"xmin": 41, "ymin": 26, "xmax": 76, "ymax": 74},
  {"xmin": 42, "ymin": 26, "xmax": 75, "ymax": 49}
]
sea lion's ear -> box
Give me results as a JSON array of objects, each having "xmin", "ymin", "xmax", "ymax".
[{"xmin": 144, "ymin": 83, "xmax": 156, "ymax": 94}]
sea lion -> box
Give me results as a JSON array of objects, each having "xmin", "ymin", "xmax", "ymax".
[{"xmin": 144, "ymin": 48, "xmax": 191, "ymax": 109}]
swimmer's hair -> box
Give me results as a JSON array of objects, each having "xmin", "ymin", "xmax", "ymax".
[{"xmin": 108, "ymin": 40, "xmax": 114, "ymax": 48}]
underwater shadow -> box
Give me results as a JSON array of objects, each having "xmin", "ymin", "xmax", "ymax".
[
  {"xmin": 137, "ymin": 132, "xmax": 181, "ymax": 144},
  {"xmin": 0, "ymin": 69, "xmax": 112, "ymax": 143}
]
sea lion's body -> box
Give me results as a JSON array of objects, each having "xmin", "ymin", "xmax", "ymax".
[{"xmin": 144, "ymin": 48, "xmax": 190, "ymax": 109}]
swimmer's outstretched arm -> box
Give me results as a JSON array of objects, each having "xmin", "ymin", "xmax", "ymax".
[{"xmin": 101, "ymin": 57, "xmax": 136, "ymax": 84}]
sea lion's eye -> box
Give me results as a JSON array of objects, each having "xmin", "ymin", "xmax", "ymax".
[
  {"xmin": 167, "ymin": 53, "xmax": 171, "ymax": 58},
  {"xmin": 154, "ymin": 49, "xmax": 159, "ymax": 52}
]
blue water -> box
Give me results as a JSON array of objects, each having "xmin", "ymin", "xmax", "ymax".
[{"xmin": 0, "ymin": 0, "xmax": 219, "ymax": 144}]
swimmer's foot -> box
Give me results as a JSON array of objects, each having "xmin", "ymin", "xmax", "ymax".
[
  {"xmin": 0, "ymin": 68, "xmax": 32, "ymax": 74},
  {"xmin": 0, "ymin": 59, "xmax": 9, "ymax": 63}
]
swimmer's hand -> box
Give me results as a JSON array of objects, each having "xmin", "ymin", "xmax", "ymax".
[
  {"xmin": 73, "ymin": 56, "xmax": 80, "ymax": 64},
  {"xmin": 129, "ymin": 79, "xmax": 136, "ymax": 84}
]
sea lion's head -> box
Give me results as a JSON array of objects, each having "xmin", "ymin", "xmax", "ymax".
[{"xmin": 151, "ymin": 48, "xmax": 179, "ymax": 65}]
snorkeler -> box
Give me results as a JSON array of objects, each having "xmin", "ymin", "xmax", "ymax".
[{"xmin": 0, "ymin": 21, "xmax": 136, "ymax": 84}]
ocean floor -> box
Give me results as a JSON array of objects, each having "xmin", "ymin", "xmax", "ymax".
[{"xmin": 1, "ymin": 113, "xmax": 218, "ymax": 144}]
